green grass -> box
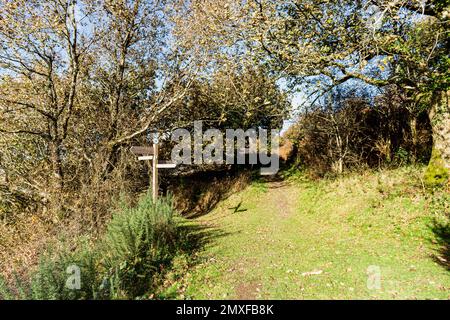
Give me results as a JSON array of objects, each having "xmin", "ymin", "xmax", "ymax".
[{"xmin": 158, "ymin": 166, "xmax": 450, "ymax": 300}]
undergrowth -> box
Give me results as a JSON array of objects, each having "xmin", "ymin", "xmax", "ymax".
[{"xmin": 0, "ymin": 194, "xmax": 202, "ymax": 300}]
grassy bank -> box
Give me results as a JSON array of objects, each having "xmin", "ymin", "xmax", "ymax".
[{"xmin": 159, "ymin": 166, "xmax": 449, "ymax": 299}]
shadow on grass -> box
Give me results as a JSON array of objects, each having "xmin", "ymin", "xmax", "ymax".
[
  {"xmin": 228, "ymin": 201, "xmax": 248, "ymax": 214},
  {"xmin": 431, "ymin": 221, "xmax": 450, "ymax": 271},
  {"xmin": 175, "ymin": 222, "xmax": 230, "ymax": 254},
  {"xmin": 155, "ymin": 222, "xmax": 232, "ymax": 299}
]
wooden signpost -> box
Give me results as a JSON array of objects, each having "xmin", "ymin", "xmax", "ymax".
[
  {"xmin": 130, "ymin": 146, "xmax": 154, "ymax": 156},
  {"xmin": 131, "ymin": 135, "xmax": 177, "ymax": 202}
]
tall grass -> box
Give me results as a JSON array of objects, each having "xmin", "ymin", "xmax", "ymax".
[{"xmin": 0, "ymin": 194, "xmax": 192, "ymax": 300}]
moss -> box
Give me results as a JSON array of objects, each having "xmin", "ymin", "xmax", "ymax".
[{"xmin": 424, "ymin": 148, "xmax": 449, "ymax": 186}]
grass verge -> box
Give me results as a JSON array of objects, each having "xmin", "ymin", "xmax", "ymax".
[{"xmin": 161, "ymin": 166, "xmax": 449, "ymax": 299}]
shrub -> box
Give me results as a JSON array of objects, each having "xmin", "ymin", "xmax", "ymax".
[
  {"xmin": 286, "ymin": 87, "xmax": 433, "ymax": 176},
  {"xmin": 0, "ymin": 194, "xmax": 190, "ymax": 300},
  {"xmin": 30, "ymin": 243, "xmax": 99, "ymax": 300},
  {"xmin": 0, "ymin": 238, "xmax": 100, "ymax": 300},
  {"xmin": 100, "ymin": 195, "xmax": 178, "ymax": 299}
]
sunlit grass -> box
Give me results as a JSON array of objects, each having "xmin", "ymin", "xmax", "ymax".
[{"xmin": 158, "ymin": 166, "xmax": 449, "ymax": 300}]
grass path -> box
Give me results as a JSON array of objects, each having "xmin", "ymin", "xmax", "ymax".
[{"xmin": 161, "ymin": 168, "xmax": 449, "ymax": 300}]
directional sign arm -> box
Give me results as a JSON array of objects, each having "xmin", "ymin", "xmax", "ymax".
[
  {"xmin": 157, "ymin": 162, "xmax": 177, "ymax": 169},
  {"xmin": 138, "ymin": 156, "xmax": 154, "ymax": 161},
  {"xmin": 130, "ymin": 146, "xmax": 154, "ymax": 156}
]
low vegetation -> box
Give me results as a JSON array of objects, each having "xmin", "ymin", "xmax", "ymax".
[
  {"xmin": 159, "ymin": 167, "xmax": 449, "ymax": 300},
  {"xmin": 0, "ymin": 195, "xmax": 202, "ymax": 300}
]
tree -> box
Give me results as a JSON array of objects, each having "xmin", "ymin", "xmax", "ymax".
[
  {"xmin": 0, "ymin": 0, "xmax": 193, "ymax": 217},
  {"xmin": 0, "ymin": 0, "xmax": 286, "ymax": 221},
  {"xmin": 162, "ymin": 64, "xmax": 288, "ymax": 131},
  {"xmin": 175, "ymin": 0, "xmax": 449, "ymax": 183},
  {"xmin": 0, "ymin": 0, "xmax": 91, "ymax": 209},
  {"xmin": 251, "ymin": 0, "xmax": 449, "ymax": 183}
]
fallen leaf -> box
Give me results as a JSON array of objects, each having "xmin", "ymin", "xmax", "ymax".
[{"xmin": 301, "ymin": 270, "xmax": 323, "ymax": 277}]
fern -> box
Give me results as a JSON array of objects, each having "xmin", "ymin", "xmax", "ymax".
[{"xmin": 2, "ymin": 194, "xmax": 185, "ymax": 300}]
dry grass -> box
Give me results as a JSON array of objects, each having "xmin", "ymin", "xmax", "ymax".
[{"xmin": 0, "ymin": 214, "xmax": 54, "ymax": 283}]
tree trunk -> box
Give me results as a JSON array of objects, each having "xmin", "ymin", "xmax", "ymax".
[
  {"xmin": 425, "ymin": 90, "xmax": 450, "ymax": 185},
  {"xmin": 410, "ymin": 117, "xmax": 418, "ymax": 163},
  {"xmin": 49, "ymin": 140, "xmax": 64, "ymax": 192},
  {"xmin": 48, "ymin": 139, "xmax": 64, "ymax": 218},
  {"xmin": 334, "ymin": 133, "xmax": 344, "ymax": 174}
]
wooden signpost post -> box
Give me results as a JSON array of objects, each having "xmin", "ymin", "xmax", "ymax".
[{"xmin": 131, "ymin": 135, "xmax": 177, "ymax": 202}]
